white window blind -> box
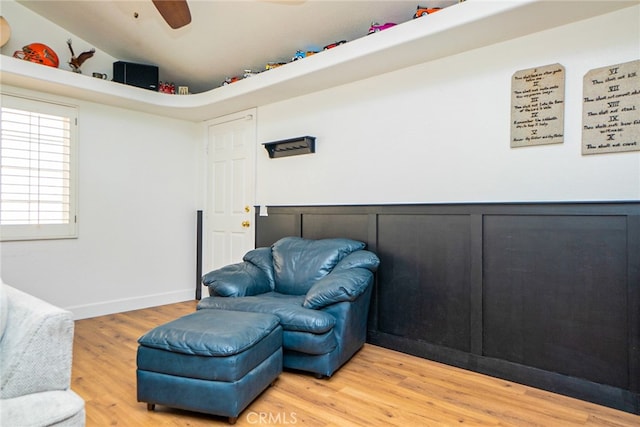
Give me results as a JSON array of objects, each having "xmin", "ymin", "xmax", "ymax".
[{"xmin": 1, "ymin": 94, "xmax": 78, "ymax": 241}]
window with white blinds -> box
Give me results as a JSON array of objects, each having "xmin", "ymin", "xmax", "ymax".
[{"xmin": 1, "ymin": 94, "xmax": 78, "ymax": 241}]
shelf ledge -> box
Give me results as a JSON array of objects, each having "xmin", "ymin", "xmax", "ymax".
[{"xmin": 1, "ymin": 0, "xmax": 635, "ymax": 122}]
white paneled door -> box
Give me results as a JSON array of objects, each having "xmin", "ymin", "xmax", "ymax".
[{"xmin": 205, "ymin": 110, "xmax": 256, "ymax": 273}]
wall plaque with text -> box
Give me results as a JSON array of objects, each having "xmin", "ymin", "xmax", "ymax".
[
  {"xmin": 511, "ymin": 63, "xmax": 565, "ymax": 148},
  {"xmin": 582, "ymin": 60, "xmax": 640, "ymax": 155}
]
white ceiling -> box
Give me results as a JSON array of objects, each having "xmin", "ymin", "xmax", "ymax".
[{"xmin": 16, "ymin": 0, "xmax": 458, "ymax": 93}]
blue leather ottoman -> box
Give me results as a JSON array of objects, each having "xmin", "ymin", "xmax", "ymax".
[{"xmin": 136, "ymin": 309, "xmax": 282, "ymax": 424}]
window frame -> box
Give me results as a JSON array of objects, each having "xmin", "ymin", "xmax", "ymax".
[{"xmin": 0, "ymin": 93, "xmax": 79, "ymax": 241}]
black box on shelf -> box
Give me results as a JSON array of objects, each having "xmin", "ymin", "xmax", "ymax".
[{"xmin": 112, "ymin": 61, "xmax": 158, "ymax": 91}]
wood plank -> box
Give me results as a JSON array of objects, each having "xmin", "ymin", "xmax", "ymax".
[{"xmin": 71, "ymin": 301, "xmax": 640, "ymax": 426}]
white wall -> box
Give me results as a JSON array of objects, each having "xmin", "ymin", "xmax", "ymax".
[
  {"xmin": 1, "ymin": 1, "xmax": 203, "ymax": 318},
  {"xmin": 0, "ymin": 86, "xmax": 202, "ymax": 318},
  {"xmin": 255, "ymin": 5, "xmax": 640, "ymax": 206}
]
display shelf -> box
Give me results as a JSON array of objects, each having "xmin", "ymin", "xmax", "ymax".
[
  {"xmin": 263, "ymin": 136, "xmax": 316, "ymax": 158},
  {"xmin": 0, "ymin": 0, "xmax": 635, "ymax": 122}
]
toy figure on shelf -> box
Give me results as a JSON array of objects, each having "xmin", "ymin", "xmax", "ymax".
[
  {"xmin": 291, "ymin": 50, "xmax": 318, "ymax": 61},
  {"xmin": 413, "ymin": 5, "xmax": 442, "ymax": 18},
  {"xmin": 158, "ymin": 81, "xmax": 176, "ymax": 94},
  {"xmin": 221, "ymin": 76, "xmax": 241, "ymax": 86},
  {"xmin": 368, "ymin": 22, "xmax": 396, "ymax": 34},
  {"xmin": 323, "ymin": 40, "xmax": 347, "ymax": 50},
  {"xmin": 265, "ymin": 62, "xmax": 286, "ymax": 70},
  {"xmin": 243, "ymin": 69, "xmax": 259, "ymax": 78},
  {"xmin": 66, "ymin": 39, "xmax": 94, "ymax": 73}
]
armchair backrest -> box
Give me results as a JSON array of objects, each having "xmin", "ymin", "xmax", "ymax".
[
  {"xmin": 267, "ymin": 237, "xmax": 366, "ymax": 295},
  {"xmin": 202, "ymin": 237, "xmax": 380, "ymax": 299}
]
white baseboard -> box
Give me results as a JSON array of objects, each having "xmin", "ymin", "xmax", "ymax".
[{"xmin": 66, "ymin": 288, "xmax": 196, "ymax": 320}]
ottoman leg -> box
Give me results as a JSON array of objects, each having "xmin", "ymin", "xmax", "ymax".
[
  {"xmin": 229, "ymin": 416, "xmax": 237, "ymax": 424},
  {"xmin": 147, "ymin": 403, "xmax": 155, "ymax": 411}
]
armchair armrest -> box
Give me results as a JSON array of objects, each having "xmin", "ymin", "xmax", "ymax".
[
  {"xmin": 202, "ymin": 262, "xmax": 272, "ymax": 297},
  {"xmin": 242, "ymin": 247, "xmax": 276, "ymax": 287},
  {"xmin": 0, "ymin": 285, "xmax": 74, "ymax": 399},
  {"xmin": 303, "ymin": 268, "xmax": 374, "ymax": 309}
]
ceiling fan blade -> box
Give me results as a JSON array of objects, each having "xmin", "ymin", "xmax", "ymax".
[{"xmin": 152, "ymin": 0, "xmax": 191, "ymax": 29}]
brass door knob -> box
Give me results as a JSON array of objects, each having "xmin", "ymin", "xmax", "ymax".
[{"xmin": 241, "ymin": 220, "xmax": 251, "ymax": 228}]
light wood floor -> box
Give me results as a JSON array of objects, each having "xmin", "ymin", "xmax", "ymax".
[{"xmin": 72, "ymin": 301, "xmax": 640, "ymax": 426}]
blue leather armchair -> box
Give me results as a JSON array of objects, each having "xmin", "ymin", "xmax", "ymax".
[{"xmin": 197, "ymin": 237, "xmax": 380, "ymax": 378}]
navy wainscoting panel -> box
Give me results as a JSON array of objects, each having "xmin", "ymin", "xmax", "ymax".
[
  {"xmin": 254, "ymin": 202, "xmax": 640, "ymax": 414},
  {"xmin": 483, "ymin": 214, "xmax": 629, "ymax": 389},
  {"xmin": 376, "ymin": 214, "xmax": 471, "ymax": 353}
]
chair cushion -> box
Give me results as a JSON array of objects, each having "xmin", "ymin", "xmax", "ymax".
[
  {"xmin": 272, "ymin": 237, "xmax": 365, "ymax": 295},
  {"xmin": 138, "ymin": 310, "xmax": 280, "ymax": 357},
  {"xmin": 197, "ymin": 293, "xmax": 336, "ymax": 334},
  {"xmin": 283, "ymin": 329, "xmax": 337, "ymax": 355}
]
